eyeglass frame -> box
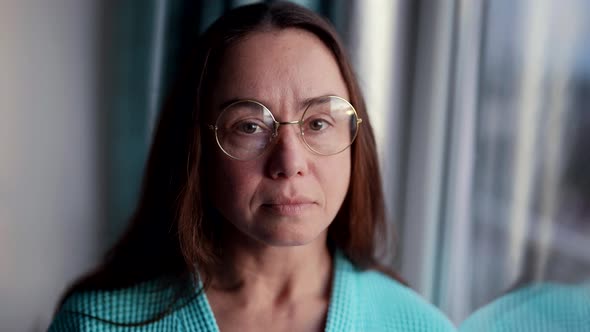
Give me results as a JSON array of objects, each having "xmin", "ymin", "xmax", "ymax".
[{"xmin": 207, "ymin": 95, "xmax": 363, "ymax": 161}]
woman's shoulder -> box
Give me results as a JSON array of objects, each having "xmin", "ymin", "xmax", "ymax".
[
  {"xmin": 48, "ymin": 279, "xmax": 187, "ymax": 331},
  {"xmin": 334, "ymin": 253, "xmax": 456, "ymax": 331},
  {"xmin": 356, "ymin": 269, "xmax": 456, "ymax": 331}
]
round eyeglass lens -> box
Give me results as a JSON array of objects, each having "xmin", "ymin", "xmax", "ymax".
[
  {"xmin": 214, "ymin": 101, "xmax": 275, "ymax": 160},
  {"xmin": 300, "ymin": 96, "xmax": 359, "ymax": 155}
]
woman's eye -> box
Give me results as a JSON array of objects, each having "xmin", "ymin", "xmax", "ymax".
[
  {"xmin": 238, "ymin": 122, "xmax": 261, "ymax": 134},
  {"xmin": 309, "ymin": 119, "xmax": 329, "ymax": 131}
]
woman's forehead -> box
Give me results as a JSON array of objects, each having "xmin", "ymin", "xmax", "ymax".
[{"xmin": 210, "ymin": 28, "xmax": 349, "ymax": 112}]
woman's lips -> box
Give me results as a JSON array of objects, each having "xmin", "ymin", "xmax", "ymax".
[{"xmin": 261, "ymin": 202, "xmax": 316, "ymax": 216}]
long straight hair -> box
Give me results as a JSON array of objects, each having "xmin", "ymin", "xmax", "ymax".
[{"xmin": 56, "ymin": 1, "xmax": 400, "ymax": 325}]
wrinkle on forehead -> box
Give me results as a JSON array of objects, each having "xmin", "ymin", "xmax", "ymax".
[{"xmin": 211, "ymin": 28, "xmax": 349, "ymax": 117}]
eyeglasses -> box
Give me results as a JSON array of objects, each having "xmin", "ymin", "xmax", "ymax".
[{"xmin": 207, "ymin": 95, "xmax": 362, "ymax": 161}]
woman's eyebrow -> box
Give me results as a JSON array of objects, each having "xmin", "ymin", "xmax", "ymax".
[
  {"xmin": 300, "ymin": 94, "xmax": 339, "ymax": 107},
  {"xmin": 217, "ymin": 94, "xmax": 339, "ymax": 112},
  {"xmin": 217, "ymin": 98, "xmax": 247, "ymax": 110}
]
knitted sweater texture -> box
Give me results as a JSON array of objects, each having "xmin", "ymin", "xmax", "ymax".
[{"xmin": 49, "ymin": 252, "xmax": 456, "ymax": 331}]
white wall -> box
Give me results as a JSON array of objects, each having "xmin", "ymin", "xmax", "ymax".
[{"xmin": 0, "ymin": 1, "xmax": 103, "ymax": 330}]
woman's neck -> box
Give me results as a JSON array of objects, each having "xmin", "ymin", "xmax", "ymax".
[{"xmin": 210, "ymin": 232, "xmax": 333, "ymax": 307}]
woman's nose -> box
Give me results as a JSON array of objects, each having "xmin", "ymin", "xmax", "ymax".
[{"xmin": 266, "ymin": 124, "xmax": 309, "ymax": 179}]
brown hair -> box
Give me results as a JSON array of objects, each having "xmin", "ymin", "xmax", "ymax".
[{"xmin": 56, "ymin": 1, "xmax": 402, "ymax": 325}]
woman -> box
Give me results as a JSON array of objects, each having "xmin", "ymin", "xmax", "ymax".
[{"xmin": 49, "ymin": 2, "xmax": 455, "ymax": 331}]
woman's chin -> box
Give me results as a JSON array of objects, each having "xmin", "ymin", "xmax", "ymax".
[{"xmin": 247, "ymin": 223, "xmax": 329, "ymax": 248}]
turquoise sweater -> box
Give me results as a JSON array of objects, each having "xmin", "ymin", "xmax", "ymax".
[
  {"xmin": 459, "ymin": 281, "xmax": 590, "ymax": 332},
  {"xmin": 49, "ymin": 252, "xmax": 456, "ymax": 331}
]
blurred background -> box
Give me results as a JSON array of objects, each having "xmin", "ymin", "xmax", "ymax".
[{"xmin": 1, "ymin": 0, "xmax": 589, "ymax": 330}]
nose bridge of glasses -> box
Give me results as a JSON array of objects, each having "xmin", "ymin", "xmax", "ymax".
[{"xmin": 272, "ymin": 119, "xmax": 303, "ymax": 137}]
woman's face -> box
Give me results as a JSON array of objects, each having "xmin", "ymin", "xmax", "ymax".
[{"xmin": 208, "ymin": 28, "xmax": 351, "ymax": 247}]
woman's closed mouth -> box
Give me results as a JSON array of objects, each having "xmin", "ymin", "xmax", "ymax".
[{"xmin": 261, "ymin": 197, "xmax": 317, "ymax": 216}]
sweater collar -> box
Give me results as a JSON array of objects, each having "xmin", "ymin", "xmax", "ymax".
[
  {"xmin": 325, "ymin": 250, "xmax": 356, "ymax": 332},
  {"xmin": 180, "ymin": 250, "xmax": 356, "ymax": 331}
]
